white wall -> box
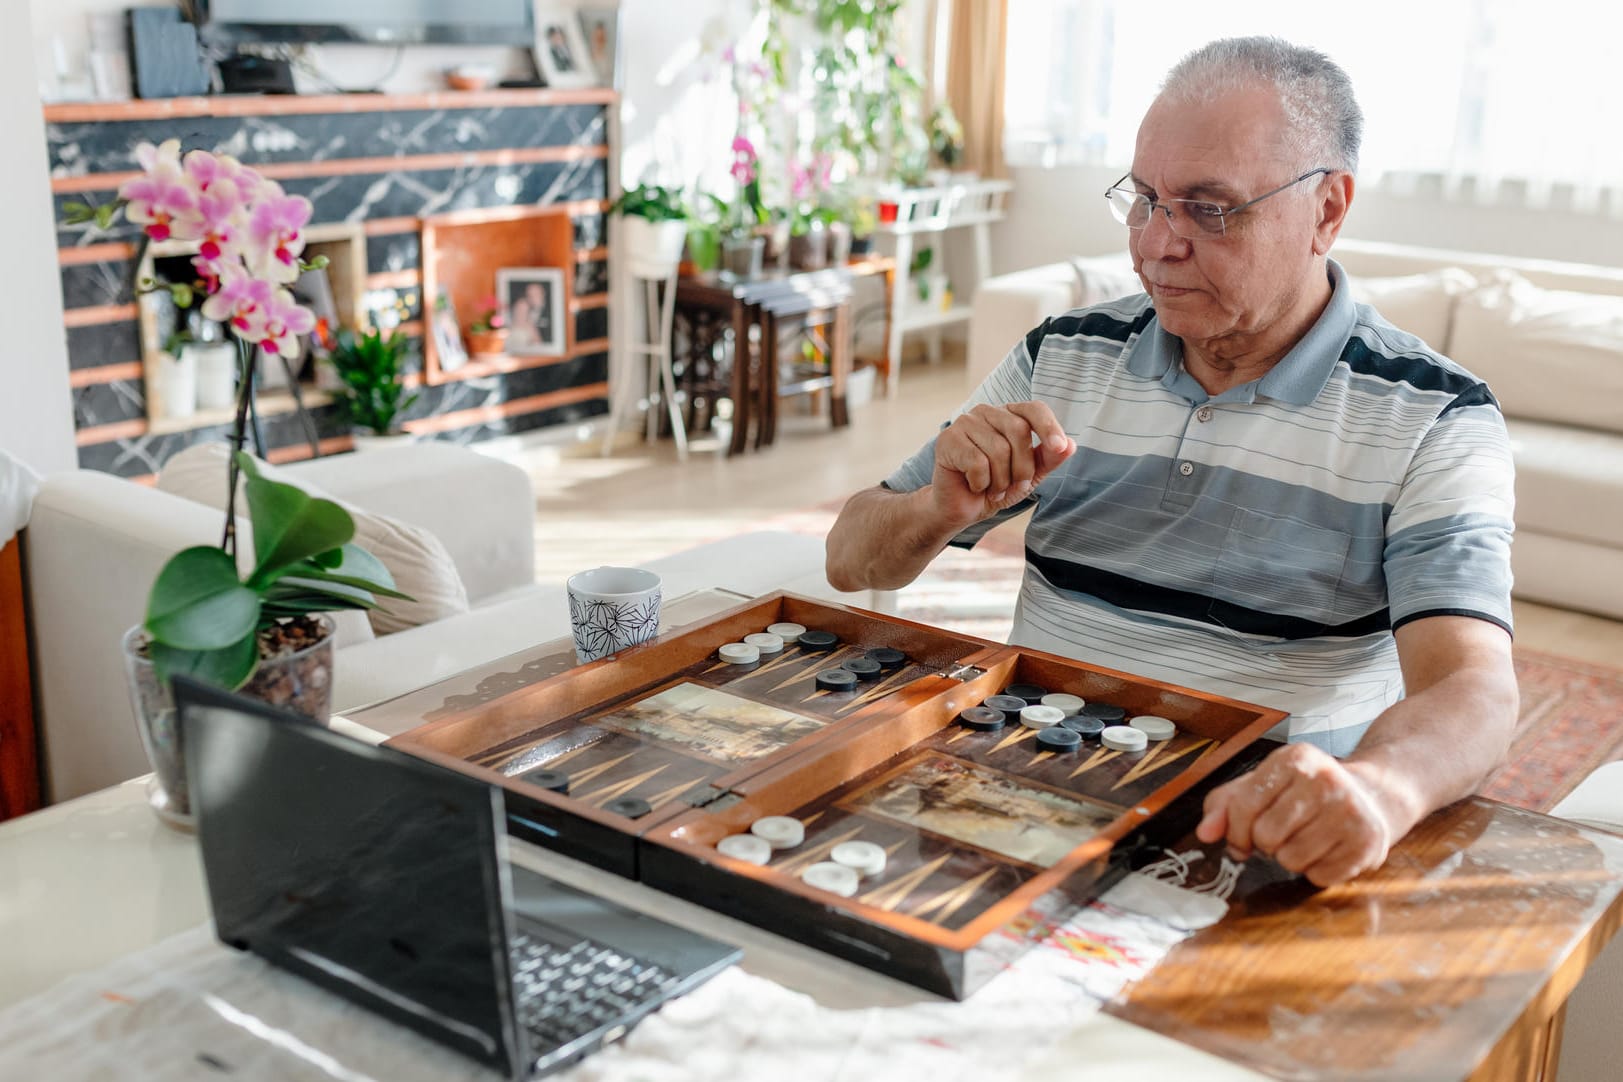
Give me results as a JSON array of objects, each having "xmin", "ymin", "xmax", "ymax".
[{"xmin": 5, "ymin": 6, "xmax": 75, "ymax": 476}]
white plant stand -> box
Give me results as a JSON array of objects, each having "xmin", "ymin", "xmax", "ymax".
[
  {"xmin": 873, "ymin": 178, "xmax": 1012, "ymax": 398},
  {"xmin": 606, "ymin": 268, "xmax": 686, "ymax": 461}
]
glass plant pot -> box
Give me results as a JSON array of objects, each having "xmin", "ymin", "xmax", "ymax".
[
  {"xmin": 720, "ymin": 234, "xmax": 765, "ymax": 280},
  {"xmin": 121, "ymin": 614, "xmax": 335, "ymax": 830},
  {"xmin": 788, "ymin": 222, "xmax": 830, "ymax": 270}
]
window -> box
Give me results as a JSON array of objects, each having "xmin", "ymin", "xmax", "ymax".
[{"xmin": 1004, "ymin": 0, "xmax": 1623, "ymax": 205}]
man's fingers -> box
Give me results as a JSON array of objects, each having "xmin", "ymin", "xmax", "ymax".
[
  {"xmin": 960, "ymin": 423, "xmax": 1018, "ymax": 496},
  {"xmin": 977, "ymin": 408, "xmax": 1042, "ymax": 487},
  {"xmin": 1005, "ymin": 400, "xmax": 1069, "ymax": 455},
  {"xmin": 937, "ymin": 437, "xmax": 992, "ymax": 494}
]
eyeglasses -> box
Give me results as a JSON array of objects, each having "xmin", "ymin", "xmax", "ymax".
[{"xmin": 1104, "ymin": 168, "xmax": 1332, "ymax": 238}]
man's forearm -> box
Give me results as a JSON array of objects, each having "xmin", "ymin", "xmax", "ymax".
[
  {"xmin": 1346, "ymin": 658, "xmax": 1520, "ymax": 842},
  {"xmin": 825, "ymin": 485, "xmax": 967, "ymax": 592}
]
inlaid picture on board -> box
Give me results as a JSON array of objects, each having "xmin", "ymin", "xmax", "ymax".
[
  {"xmin": 496, "ymin": 267, "xmax": 566, "ymax": 356},
  {"xmin": 577, "ymin": 5, "xmax": 620, "ymax": 87}
]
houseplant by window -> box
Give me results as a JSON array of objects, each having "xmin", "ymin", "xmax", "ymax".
[
  {"xmin": 65, "ymin": 140, "xmax": 409, "ymax": 827},
  {"xmin": 611, "ymin": 181, "xmax": 689, "ymax": 278},
  {"xmin": 328, "ymin": 326, "xmax": 420, "ymax": 449}
]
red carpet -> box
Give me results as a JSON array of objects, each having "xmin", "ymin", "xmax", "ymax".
[{"xmin": 771, "ymin": 502, "xmax": 1623, "ymax": 812}]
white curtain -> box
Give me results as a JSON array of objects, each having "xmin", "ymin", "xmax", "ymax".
[{"xmin": 1004, "ymin": 0, "xmax": 1623, "ymax": 212}]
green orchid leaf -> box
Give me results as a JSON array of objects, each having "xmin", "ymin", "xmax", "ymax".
[
  {"xmin": 268, "ymin": 576, "xmax": 377, "ymax": 609},
  {"xmin": 148, "ymin": 631, "xmax": 259, "ymax": 691},
  {"xmin": 325, "ymin": 543, "xmax": 405, "ymax": 594},
  {"xmin": 310, "ymin": 547, "xmax": 345, "ymax": 569},
  {"xmin": 237, "ymin": 454, "xmax": 356, "ymax": 584},
  {"xmin": 145, "ymin": 546, "xmax": 260, "ymax": 651}
]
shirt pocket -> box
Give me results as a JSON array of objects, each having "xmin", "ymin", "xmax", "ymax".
[{"xmin": 1209, "ymin": 508, "xmax": 1352, "ymax": 644}]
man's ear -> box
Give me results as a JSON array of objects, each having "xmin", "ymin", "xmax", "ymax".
[{"xmin": 1312, "ymin": 171, "xmax": 1355, "ymax": 255}]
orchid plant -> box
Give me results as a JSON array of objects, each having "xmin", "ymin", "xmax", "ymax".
[{"xmin": 64, "ymin": 142, "xmax": 406, "ymax": 690}]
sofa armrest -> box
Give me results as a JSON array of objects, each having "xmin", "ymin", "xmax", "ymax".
[
  {"xmin": 966, "ymin": 263, "xmax": 1077, "ymax": 392},
  {"xmin": 285, "ymin": 443, "xmax": 535, "ymax": 604}
]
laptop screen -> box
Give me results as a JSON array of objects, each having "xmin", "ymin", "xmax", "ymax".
[{"xmin": 180, "ymin": 681, "xmax": 526, "ymax": 1077}]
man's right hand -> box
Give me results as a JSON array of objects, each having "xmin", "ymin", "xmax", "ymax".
[{"xmin": 930, "ymin": 401, "xmax": 1076, "ymax": 528}]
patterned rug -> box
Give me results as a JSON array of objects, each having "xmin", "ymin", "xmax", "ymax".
[{"xmin": 767, "ymin": 501, "xmax": 1623, "ymax": 813}]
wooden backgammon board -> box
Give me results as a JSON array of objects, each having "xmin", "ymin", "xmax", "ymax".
[{"xmin": 388, "ymin": 592, "xmax": 1287, "ymax": 998}]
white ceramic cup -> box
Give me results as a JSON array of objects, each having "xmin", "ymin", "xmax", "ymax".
[{"xmin": 566, "ymin": 566, "xmax": 663, "ymax": 664}]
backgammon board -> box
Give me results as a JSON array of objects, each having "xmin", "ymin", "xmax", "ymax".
[{"xmin": 388, "ymin": 592, "xmax": 1286, "ymax": 998}]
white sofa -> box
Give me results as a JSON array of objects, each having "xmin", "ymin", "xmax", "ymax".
[
  {"xmin": 22, "ymin": 442, "xmax": 836, "ymax": 805},
  {"xmin": 967, "ymin": 238, "xmax": 1623, "ymax": 621}
]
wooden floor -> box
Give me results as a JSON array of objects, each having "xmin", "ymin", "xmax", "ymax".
[{"xmin": 500, "ymin": 348, "xmax": 1623, "ymax": 669}]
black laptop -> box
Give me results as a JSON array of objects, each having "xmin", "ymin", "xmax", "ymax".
[{"xmin": 175, "ymin": 677, "xmax": 741, "ymax": 1080}]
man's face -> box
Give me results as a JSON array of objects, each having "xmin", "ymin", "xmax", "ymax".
[{"xmin": 1127, "ymin": 83, "xmax": 1327, "ymax": 352}]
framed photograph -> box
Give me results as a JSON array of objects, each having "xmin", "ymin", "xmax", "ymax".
[
  {"xmin": 496, "ymin": 266, "xmax": 567, "ymax": 356},
  {"xmin": 531, "ymin": 2, "xmax": 595, "ymax": 90},
  {"xmin": 576, "ymin": 5, "xmax": 620, "ymax": 88},
  {"xmin": 430, "ymin": 288, "xmax": 468, "ymax": 373}
]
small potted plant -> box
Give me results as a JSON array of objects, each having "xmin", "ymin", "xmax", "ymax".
[
  {"xmin": 610, "ymin": 181, "xmax": 688, "ymax": 278},
  {"xmin": 328, "ymin": 326, "xmax": 420, "ymax": 450},
  {"xmin": 466, "ymin": 295, "xmax": 507, "ymax": 355}
]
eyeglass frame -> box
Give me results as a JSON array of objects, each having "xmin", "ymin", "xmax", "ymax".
[{"xmin": 1104, "ymin": 167, "xmax": 1333, "ymax": 238}]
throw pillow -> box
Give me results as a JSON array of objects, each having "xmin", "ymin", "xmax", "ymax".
[
  {"xmin": 157, "ymin": 443, "xmax": 471, "ymax": 635},
  {"xmin": 1450, "ymin": 270, "xmax": 1623, "ymax": 435},
  {"xmin": 1345, "ymin": 267, "xmax": 1478, "ymax": 351},
  {"xmin": 1068, "ymin": 254, "xmax": 1142, "ymax": 309}
]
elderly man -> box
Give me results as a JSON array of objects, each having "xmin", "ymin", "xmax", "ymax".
[{"xmin": 825, "ymin": 37, "xmax": 1518, "ymax": 887}]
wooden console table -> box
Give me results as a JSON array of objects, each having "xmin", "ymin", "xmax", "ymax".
[{"xmin": 0, "ymin": 538, "xmax": 38, "ymax": 821}]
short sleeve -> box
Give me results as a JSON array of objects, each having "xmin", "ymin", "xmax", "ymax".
[
  {"xmin": 881, "ymin": 321, "xmax": 1046, "ymax": 548},
  {"xmin": 1384, "ymin": 391, "xmax": 1516, "ymax": 635}
]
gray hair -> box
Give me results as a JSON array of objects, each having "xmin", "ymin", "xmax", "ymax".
[{"xmin": 1160, "ymin": 37, "xmax": 1363, "ymax": 175}]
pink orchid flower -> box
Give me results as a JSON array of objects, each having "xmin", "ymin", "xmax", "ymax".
[
  {"xmin": 256, "ymin": 289, "xmax": 317, "ymax": 359},
  {"xmin": 246, "ymin": 185, "xmax": 313, "ymax": 284},
  {"xmin": 730, "ymin": 136, "xmax": 758, "ymax": 186},
  {"xmin": 190, "ymin": 178, "xmax": 246, "ymax": 278},
  {"xmin": 201, "ymin": 264, "xmax": 275, "ymax": 338},
  {"xmin": 120, "ymin": 142, "xmax": 199, "ymax": 243}
]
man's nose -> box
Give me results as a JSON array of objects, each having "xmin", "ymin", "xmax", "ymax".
[{"xmin": 1136, "ymin": 205, "xmax": 1188, "ymax": 259}]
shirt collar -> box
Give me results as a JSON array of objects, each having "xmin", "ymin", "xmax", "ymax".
[{"xmin": 1122, "ymin": 259, "xmax": 1355, "ymax": 407}]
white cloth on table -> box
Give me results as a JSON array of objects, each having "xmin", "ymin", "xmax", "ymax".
[{"xmin": 0, "ymin": 871, "xmax": 1227, "ymax": 1082}]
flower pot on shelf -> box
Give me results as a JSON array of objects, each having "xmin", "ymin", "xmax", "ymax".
[
  {"xmin": 190, "ymin": 341, "xmax": 237, "ymax": 411},
  {"xmin": 755, "ymin": 220, "xmax": 790, "ymax": 267},
  {"xmin": 151, "ymin": 349, "xmax": 197, "ymax": 420},
  {"xmin": 351, "ymin": 431, "xmax": 416, "ymax": 452},
  {"xmin": 466, "ymin": 328, "xmax": 507, "ymax": 355},
  {"xmin": 828, "ymin": 221, "xmax": 853, "ymax": 267},
  {"xmin": 622, "ymin": 216, "xmax": 688, "ymax": 278},
  {"xmin": 122, "ymin": 614, "xmax": 336, "ymax": 830},
  {"xmin": 789, "ymin": 222, "xmax": 831, "ymax": 270},
  {"xmin": 720, "ymin": 233, "xmax": 765, "ymax": 280}
]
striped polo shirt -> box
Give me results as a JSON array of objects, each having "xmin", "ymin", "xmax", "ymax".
[{"xmin": 884, "ymin": 260, "xmax": 1515, "ymax": 753}]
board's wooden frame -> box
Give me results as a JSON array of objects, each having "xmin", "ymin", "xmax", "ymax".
[{"xmin": 388, "ymin": 591, "xmax": 1287, "ymax": 996}]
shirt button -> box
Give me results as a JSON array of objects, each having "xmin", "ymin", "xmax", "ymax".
[
  {"xmin": 1196, "ymin": 406, "xmax": 1214, "ymax": 422},
  {"xmin": 1178, "ymin": 461, "xmax": 1195, "ymax": 477}
]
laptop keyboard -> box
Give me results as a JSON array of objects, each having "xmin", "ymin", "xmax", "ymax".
[{"xmin": 510, "ymin": 931, "xmax": 679, "ymax": 1049}]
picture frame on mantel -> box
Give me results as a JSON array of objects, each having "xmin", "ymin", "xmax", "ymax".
[
  {"xmin": 531, "ymin": 2, "xmax": 596, "ymax": 90},
  {"xmin": 497, "ymin": 267, "xmax": 567, "ymax": 356},
  {"xmin": 577, "ymin": 3, "xmax": 621, "ymax": 89}
]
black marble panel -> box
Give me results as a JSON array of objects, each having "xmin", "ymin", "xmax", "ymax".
[
  {"xmin": 48, "ymin": 105, "xmax": 608, "ymax": 178},
  {"xmin": 572, "ymin": 213, "xmax": 605, "ymax": 249},
  {"xmin": 73, "ymin": 379, "xmax": 146, "ymax": 429},
  {"xmin": 67, "ymin": 320, "xmax": 142, "ymax": 370},
  {"xmin": 57, "ymin": 159, "xmax": 609, "ymax": 248},
  {"xmin": 575, "ymin": 260, "xmax": 608, "ymax": 296},
  {"xmin": 574, "ymin": 306, "xmax": 608, "ymax": 343},
  {"xmin": 366, "ymin": 231, "xmax": 421, "ymax": 275},
  {"xmin": 61, "ymin": 259, "xmax": 137, "ymax": 309}
]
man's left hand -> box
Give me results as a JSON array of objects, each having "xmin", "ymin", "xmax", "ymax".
[{"xmin": 1195, "ymin": 743, "xmax": 1403, "ymax": 887}]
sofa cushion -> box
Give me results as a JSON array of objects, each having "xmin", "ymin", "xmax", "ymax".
[
  {"xmin": 1451, "ymin": 272, "xmax": 1623, "ymax": 434},
  {"xmin": 1345, "ymin": 267, "xmax": 1477, "ymax": 351},
  {"xmin": 1505, "ymin": 419, "xmax": 1623, "ymax": 547},
  {"xmin": 158, "ymin": 443, "xmax": 470, "ymax": 635},
  {"xmin": 1068, "ymin": 254, "xmax": 1141, "ymax": 308}
]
